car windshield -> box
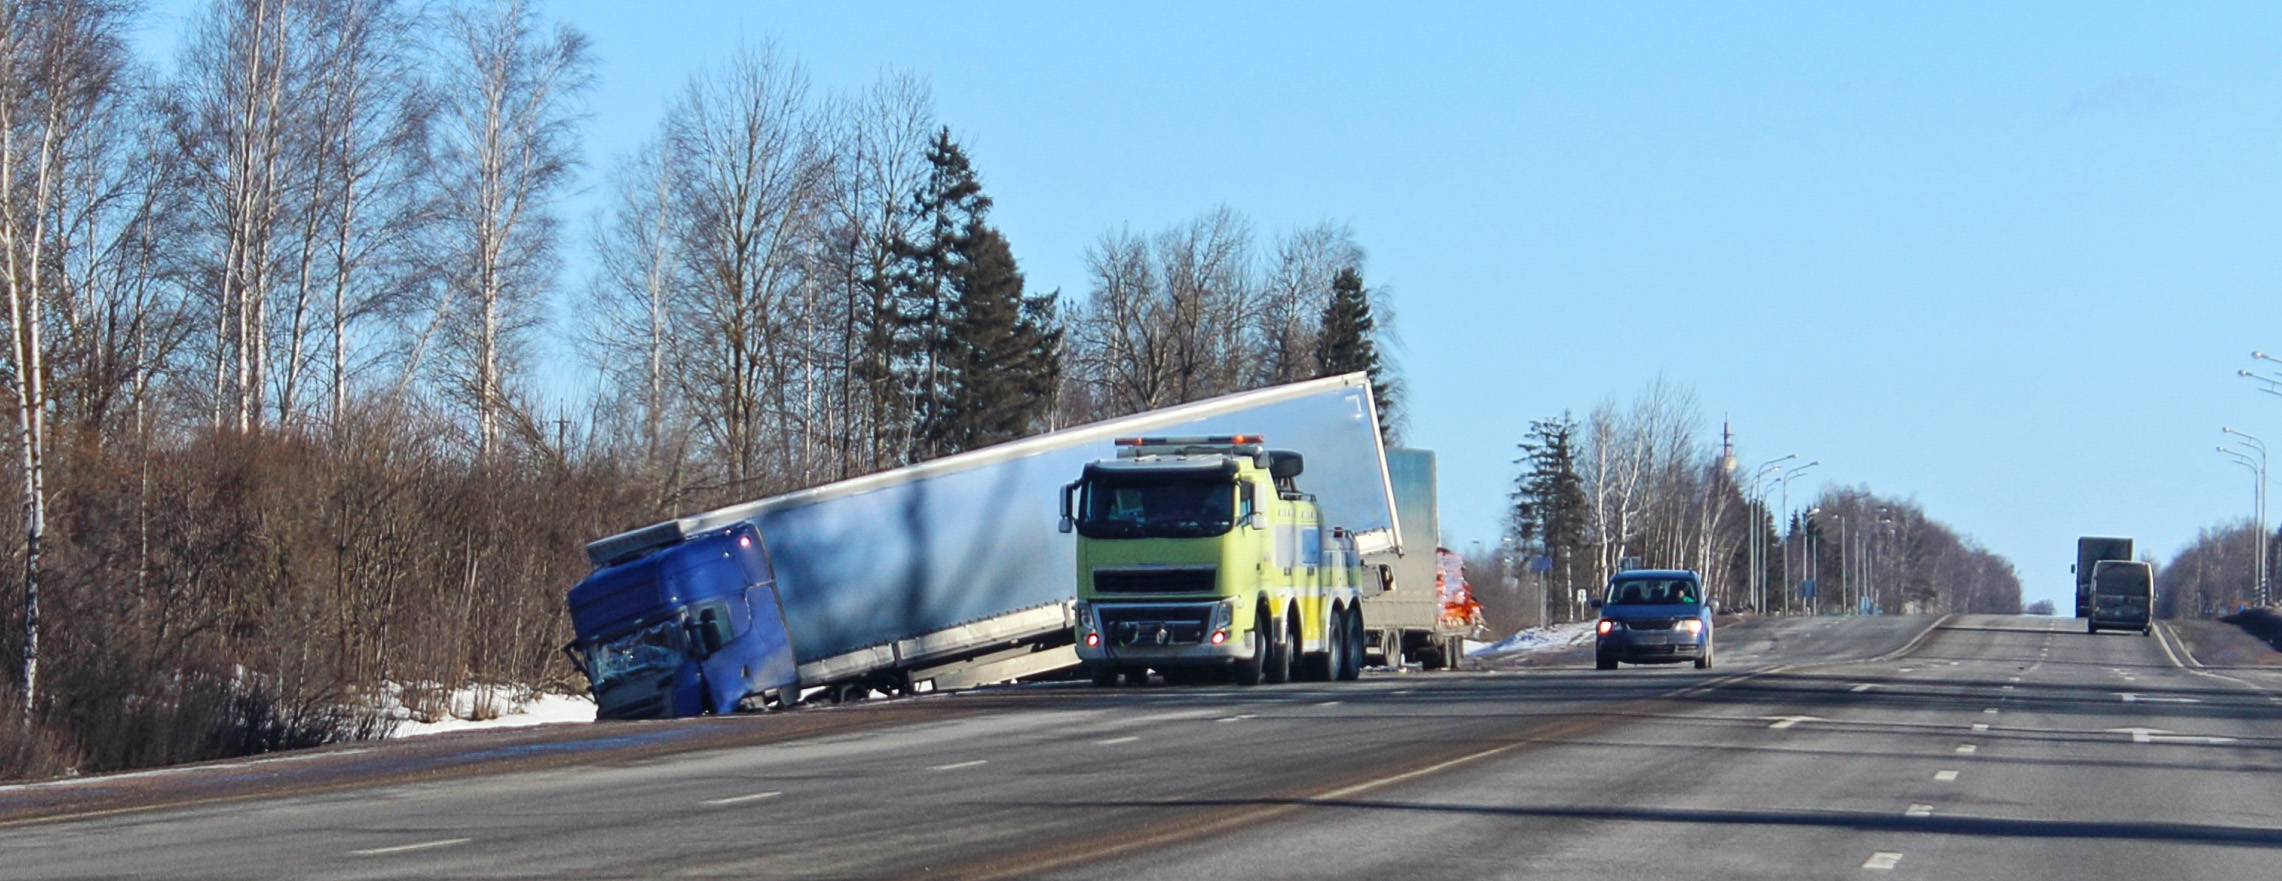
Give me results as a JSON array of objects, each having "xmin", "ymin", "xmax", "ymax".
[
  {"xmin": 1077, "ymin": 476, "xmax": 1235, "ymax": 539},
  {"xmin": 583, "ymin": 619, "xmax": 685, "ymax": 691},
  {"xmin": 1604, "ymin": 578, "xmax": 1700, "ymax": 606}
]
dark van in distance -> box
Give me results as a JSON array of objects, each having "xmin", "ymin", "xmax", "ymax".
[{"xmin": 1593, "ymin": 569, "xmax": 1714, "ymax": 670}]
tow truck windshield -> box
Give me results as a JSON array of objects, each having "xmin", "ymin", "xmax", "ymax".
[{"xmin": 1077, "ymin": 476, "xmax": 1236, "ymax": 539}]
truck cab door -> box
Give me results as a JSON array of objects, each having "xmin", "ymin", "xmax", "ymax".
[{"xmin": 706, "ymin": 526, "xmax": 798, "ymax": 712}]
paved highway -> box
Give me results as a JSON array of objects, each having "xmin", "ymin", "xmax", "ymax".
[{"xmin": 7, "ymin": 614, "xmax": 2281, "ymax": 879}]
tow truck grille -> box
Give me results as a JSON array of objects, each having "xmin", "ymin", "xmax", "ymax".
[
  {"xmin": 1092, "ymin": 567, "xmax": 1217, "ymax": 595},
  {"xmin": 1098, "ymin": 605, "xmax": 1214, "ymax": 646}
]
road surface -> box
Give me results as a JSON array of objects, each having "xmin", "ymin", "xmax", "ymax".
[{"xmin": 7, "ymin": 614, "xmax": 2281, "ymax": 879}]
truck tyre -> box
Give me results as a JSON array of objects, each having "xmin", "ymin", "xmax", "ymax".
[
  {"xmin": 1380, "ymin": 631, "xmax": 1403, "ymax": 667},
  {"xmin": 1336, "ymin": 608, "xmax": 1364, "ymax": 681},
  {"xmin": 1446, "ymin": 636, "xmax": 1467, "ymax": 670},
  {"xmin": 2143, "ymin": 626, "xmax": 2153, "ymax": 637},
  {"xmin": 1233, "ymin": 627, "xmax": 1265, "ymax": 686},
  {"xmin": 1090, "ymin": 664, "xmax": 1120, "ymax": 687},
  {"xmin": 1124, "ymin": 668, "xmax": 1150, "ymax": 686},
  {"xmin": 2087, "ymin": 621, "xmax": 2098, "ymax": 634},
  {"xmin": 1265, "ymin": 613, "xmax": 1297, "ymax": 684}
]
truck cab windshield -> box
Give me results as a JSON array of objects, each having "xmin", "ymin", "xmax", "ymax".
[{"xmin": 1078, "ymin": 477, "xmax": 1236, "ymax": 539}]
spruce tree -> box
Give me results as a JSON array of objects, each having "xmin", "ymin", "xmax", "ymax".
[
  {"xmin": 895, "ymin": 128, "xmax": 990, "ymax": 458},
  {"xmin": 1514, "ymin": 413, "xmax": 1590, "ymax": 612},
  {"xmin": 1316, "ymin": 266, "xmax": 1396, "ymax": 439},
  {"xmin": 936, "ymin": 223, "xmax": 1061, "ymax": 452}
]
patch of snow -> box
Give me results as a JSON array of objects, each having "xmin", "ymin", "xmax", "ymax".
[
  {"xmin": 373, "ymin": 682, "xmax": 595, "ymax": 738},
  {"xmin": 1469, "ymin": 622, "xmax": 1597, "ymax": 657}
]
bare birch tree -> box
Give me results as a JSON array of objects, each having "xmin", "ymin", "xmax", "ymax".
[{"xmin": 429, "ymin": 0, "xmax": 590, "ymax": 460}]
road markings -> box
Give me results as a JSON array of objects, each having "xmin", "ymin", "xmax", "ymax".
[
  {"xmin": 1315, "ymin": 700, "xmax": 1342, "ymax": 707},
  {"xmin": 1096, "ymin": 736, "xmax": 1139, "ymax": 745},
  {"xmin": 1905, "ymin": 804, "xmax": 1933, "ymax": 817},
  {"xmin": 349, "ymin": 838, "xmax": 472, "ymax": 857},
  {"xmin": 702, "ymin": 791, "xmax": 782, "ymax": 806},
  {"xmin": 1851, "ymin": 683, "xmax": 1877, "ymax": 693},
  {"xmin": 1898, "ymin": 667, "xmax": 1915, "ymax": 673},
  {"xmin": 1863, "ymin": 851, "xmax": 1904, "ymax": 870},
  {"xmin": 2009, "ymin": 676, "xmax": 2020, "ymax": 682},
  {"xmin": 1934, "ymin": 770, "xmax": 1959, "ymax": 781},
  {"xmin": 2107, "ymin": 727, "xmax": 2238, "ymax": 745},
  {"xmin": 1971, "ymin": 723, "xmax": 1988, "ymax": 732},
  {"xmin": 1764, "ymin": 715, "xmax": 1826, "ymax": 729},
  {"xmin": 2116, "ymin": 692, "xmax": 2200, "ymax": 704},
  {"xmin": 1214, "ymin": 714, "xmax": 1258, "ymax": 723},
  {"xmin": 1983, "ymin": 708, "xmax": 1998, "ymax": 714},
  {"xmin": 2001, "ymin": 685, "xmax": 2015, "ymax": 691},
  {"xmin": 1954, "ymin": 744, "xmax": 1977, "ymax": 754},
  {"xmin": 929, "ymin": 760, "xmax": 989, "ymax": 771}
]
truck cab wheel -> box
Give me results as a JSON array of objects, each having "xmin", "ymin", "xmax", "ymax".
[
  {"xmin": 1090, "ymin": 665, "xmax": 1120, "ymax": 687},
  {"xmin": 1124, "ymin": 668, "xmax": 1151, "ymax": 686}
]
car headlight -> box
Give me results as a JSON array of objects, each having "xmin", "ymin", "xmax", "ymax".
[
  {"xmin": 1677, "ymin": 619, "xmax": 1704, "ymax": 634},
  {"xmin": 1597, "ymin": 619, "xmax": 1620, "ymax": 635}
]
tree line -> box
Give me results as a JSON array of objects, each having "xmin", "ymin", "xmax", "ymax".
[
  {"xmin": 1494, "ymin": 378, "xmax": 2021, "ymax": 630},
  {"xmin": 0, "ymin": 0, "xmax": 1399, "ymax": 780}
]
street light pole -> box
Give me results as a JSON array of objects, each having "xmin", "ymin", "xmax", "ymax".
[
  {"xmin": 1749, "ymin": 455, "xmax": 1796, "ymax": 613},
  {"xmin": 1779, "ymin": 461, "xmax": 1821, "ymax": 615},
  {"xmin": 2224, "ymin": 429, "xmax": 2268, "ymax": 606},
  {"xmin": 2220, "ymin": 446, "xmax": 2264, "ymax": 607}
]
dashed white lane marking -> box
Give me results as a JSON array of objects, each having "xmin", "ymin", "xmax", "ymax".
[
  {"xmin": 703, "ymin": 791, "xmax": 781, "ymax": 806},
  {"xmin": 1934, "ymin": 770, "xmax": 1959, "ymax": 781},
  {"xmin": 1765, "ymin": 715, "xmax": 1825, "ymax": 729},
  {"xmin": 349, "ymin": 838, "xmax": 472, "ymax": 857},
  {"xmin": 2001, "ymin": 685, "xmax": 2016, "ymax": 691},
  {"xmin": 1955, "ymin": 744, "xmax": 1978, "ymax": 754},
  {"xmin": 1863, "ymin": 851, "xmax": 1904, "ymax": 870},
  {"xmin": 1315, "ymin": 700, "xmax": 1343, "ymax": 707},
  {"xmin": 1096, "ymin": 736, "xmax": 1139, "ymax": 745},
  {"xmin": 2010, "ymin": 676, "xmax": 2021, "ymax": 682},
  {"xmin": 1983, "ymin": 708, "xmax": 1999, "ymax": 714},
  {"xmin": 1905, "ymin": 804, "xmax": 1933, "ymax": 817},
  {"xmin": 2107, "ymin": 727, "xmax": 2238, "ymax": 745},
  {"xmin": 1851, "ymin": 683, "xmax": 1877, "ymax": 693},
  {"xmin": 1971, "ymin": 723, "xmax": 1989, "ymax": 732},
  {"xmin": 1214, "ymin": 714, "xmax": 1258, "ymax": 723},
  {"xmin": 929, "ymin": 760, "xmax": 989, "ymax": 771},
  {"xmin": 1898, "ymin": 668, "xmax": 1915, "ymax": 673},
  {"xmin": 2117, "ymin": 692, "xmax": 2200, "ymax": 704}
]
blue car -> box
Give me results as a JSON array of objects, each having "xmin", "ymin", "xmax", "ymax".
[{"xmin": 1593, "ymin": 569, "xmax": 1714, "ymax": 670}]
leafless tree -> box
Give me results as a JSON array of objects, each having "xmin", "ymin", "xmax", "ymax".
[
  {"xmin": 425, "ymin": 0, "xmax": 590, "ymax": 460},
  {"xmin": 1251, "ymin": 220, "xmax": 1361, "ymax": 386}
]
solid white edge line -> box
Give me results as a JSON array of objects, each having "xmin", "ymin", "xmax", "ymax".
[{"xmin": 349, "ymin": 838, "xmax": 472, "ymax": 857}]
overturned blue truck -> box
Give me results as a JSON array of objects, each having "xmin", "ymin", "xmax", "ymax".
[{"xmin": 563, "ymin": 373, "xmax": 1406, "ymax": 719}]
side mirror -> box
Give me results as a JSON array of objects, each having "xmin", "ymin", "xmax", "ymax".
[
  {"xmin": 1707, "ymin": 599, "xmax": 1720, "ymax": 615},
  {"xmin": 1243, "ymin": 512, "xmax": 1266, "ymax": 530},
  {"xmin": 1588, "ymin": 598, "xmax": 1603, "ymax": 610},
  {"xmin": 1059, "ymin": 481, "xmax": 1080, "ymax": 534},
  {"xmin": 1057, "ymin": 516, "xmax": 1074, "ymax": 534}
]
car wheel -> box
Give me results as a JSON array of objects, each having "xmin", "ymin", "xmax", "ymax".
[
  {"xmin": 1694, "ymin": 639, "xmax": 1713, "ymax": 670},
  {"xmin": 1596, "ymin": 654, "xmax": 1617, "ymax": 671}
]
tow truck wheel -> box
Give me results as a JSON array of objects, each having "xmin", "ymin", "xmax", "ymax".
[
  {"xmin": 1298, "ymin": 611, "xmax": 1336, "ymax": 682},
  {"xmin": 1265, "ymin": 613, "xmax": 1296, "ymax": 684},
  {"xmin": 1090, "ymin": 664, "xmax": 1120, "ymax": 687},
  {"xmin": 1124, "ymin": 668, "xmax": 1150, "ymax": 686},
  {"xmin": 1232, "ymin": 627, "xmax": 1265, "ymax": 686},
  {"xmin": 1334, "ymin": 608, "xmax": 1361, "ymax": 681}
]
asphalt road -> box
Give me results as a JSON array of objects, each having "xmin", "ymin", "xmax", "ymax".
[{"xmin": 8, "ymin": 614, "xmax": 2282, "ymax": 880}]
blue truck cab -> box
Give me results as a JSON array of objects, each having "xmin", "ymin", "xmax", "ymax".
[
  {"xmin": 564, "ymin": 523, "xmax": 798, "ymax": 719},
  {"xmin": 1592, "ymin": 569, "xmax": 1714, "ymax": 670}
]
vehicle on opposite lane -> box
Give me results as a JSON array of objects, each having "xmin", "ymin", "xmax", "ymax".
[{"xmin": 1592, "ymin": 569, "xmax": 1714, "ymax": 670}]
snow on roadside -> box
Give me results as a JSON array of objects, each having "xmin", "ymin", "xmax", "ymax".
[
  {"xmin": 1467, "ymin": 621, "xmax": 1597, "ymax": 657},
  {"xmin": 374, "ymin": 682, "xmax": 595, "ymax": 738}
]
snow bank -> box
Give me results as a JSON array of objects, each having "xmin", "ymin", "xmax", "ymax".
[
  {"xmin": 372, "ymin": 682, "xmax": 595, "ymax": 738},
  {"xmin": 1468, "ymin": 621, "xmax": 1597, "ymax": 657}
]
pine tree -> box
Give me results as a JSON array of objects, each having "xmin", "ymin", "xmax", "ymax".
[
  {"xmin": 1514, "ymin": 413, "xmax": 1590, "ymax": 612},
  {"xmin": 1316, "ymin": 266, "xmax": 1396, "ymax": 440}
]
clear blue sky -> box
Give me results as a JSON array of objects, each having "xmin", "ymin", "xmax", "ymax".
[{"xmin": 137, "ymin": 2, "xmax": 2282, "ymax": 612}]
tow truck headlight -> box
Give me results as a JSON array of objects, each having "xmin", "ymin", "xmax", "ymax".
[
  {"xmin": 1596, "ymin": 619, "xmax": 1619, "ymax": 635},
  {"xmin": 1676, "ymin": 619, "xmax": 1704, "ymax": 634}
]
